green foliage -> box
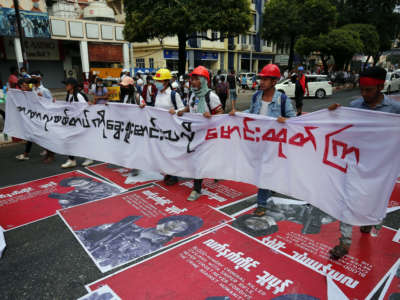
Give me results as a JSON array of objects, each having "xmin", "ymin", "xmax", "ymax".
[
  {"xmin": 123, "ymin": 0, "xmax": 252, "ymax": 42},
  {"xmin": 341, "ymin": 24, "xmax": 379, "ymax": 56}
]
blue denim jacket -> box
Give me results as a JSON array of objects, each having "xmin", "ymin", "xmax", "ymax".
[{"xmin": 247, "ymin": 90, "xmax": 296, "ymax": 117}]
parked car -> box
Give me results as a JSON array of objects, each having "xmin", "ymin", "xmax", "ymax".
[
  {"xmin": 382, "ymin": 72, "xmax": 400, "ymax": 94},
  {"xmin": 275, "ymin": 75, "xmax": 333, "ymax": 99}
]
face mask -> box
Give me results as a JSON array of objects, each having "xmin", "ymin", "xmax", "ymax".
[
  {"xmin": 97, "ymin": 83, "xmax": 103, "ymax": 87},
  {"xmin": 22, "ymin": 72, "xmax": 27, "ymax": 76},
  {"xmin": 190, "ymin": 86, "xmax": 199, "ymax": 92},
  {"xmin": 33, "ymin": 2, "xmax": 39, "ymax": 8},
  {"xmin": 155, "ymin": 81, "xmax": 164, "ymax": 90}
]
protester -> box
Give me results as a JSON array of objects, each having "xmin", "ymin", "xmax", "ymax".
[
  {"xmin": 328, "ymin": 66, "xmax": 400, "ymax": 260},
  {"xmin": 241, "ymin": 75, "xmax": 247, "ymax": 91},
  {"xmin": 177, "ymin": 66, "xmax": 223, "ymax": 201},
  {"xmin": 136, "ymin": 73, "xmax": 144, "ymax": 96},
  {"xmin": 90, "ymin": 78, "xmax": 109, "ymax": 105},
  {"xmin": 141, "ymin": 76, "xmax": 157, "ymax": 106},
  {"xmin": 8, "ymin": 67, "xmax": 19, "ymax": 89},
  {"xmin": 19, "ymin": 67, "xmax": 31, "ymax": 79},
  {"xmin": 61, "ymin": 78, "xmax": 93, "ymax": 168},
  {"xmin": 15, "ymin": 78, "xmax": 43, "ymax": 162},
  {"xmin": 120, "ymin": 69, "xmax": 129, "ymax": 81},
  {"xmin": 31, "ymin": 72, "xmax": 55, "ymax": 162},
  {"xmin": 227, "ymin": 70, "xmax": 238, "ymax": 111},
  {"xmin": 230, "ymin": 64, "xmax": 296, "ymax": 216},
  {"xmin": 140, "ymin": 68, "xmax": 185, "ymax": 184},
  {"xmin": 215, "ymin": 75, "xmax": 229, "ymax": 111},
  {"xmin": 30, "ymin": 71, "xmax": 52, "ymax": 99},
  {"xmin": 120, "ymin": 76, "xmax": 135, "ymax": 104},
  {"xmin": 295, "ymin": 66, "xmax": 308, "ymax": 116}
]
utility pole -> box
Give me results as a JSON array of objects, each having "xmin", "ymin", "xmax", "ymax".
[{"xmin": 13, "ymin": 0, "xmax": 27, "ymax": 69}]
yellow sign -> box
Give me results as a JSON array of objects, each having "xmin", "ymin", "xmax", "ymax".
[
  {"xmin": 91, "ymin": 68, "xmax": 122, "ymax": 79},
  {"xmin": 106, "ymin": 87, "xmax": 120, "ymax": 101}
]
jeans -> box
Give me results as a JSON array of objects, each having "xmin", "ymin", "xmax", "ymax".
[
  {"xmin": 257, "ymin": 188, "xmax": 273, "ymax": 208},
  {"xmin": 229, "ymin": 89, "xmax": 237, "ymax": 101}
]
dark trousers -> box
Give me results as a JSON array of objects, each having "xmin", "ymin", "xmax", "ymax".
[
  {"xmin": 194, "ymin": 179, "xmax": 203, "ymax": 193},
  {"xmin": 217, "ymin": 93, "xmax": 227, "ymax": 111},
  {"xmin": 25, "ymin": 142, "xmax": 54, "ymax": 157},
  {"xmin": 69, "ymin": 156, "xmax": 75, "ymax": 160}
]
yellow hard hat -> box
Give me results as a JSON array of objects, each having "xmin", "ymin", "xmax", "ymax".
[{"xmin": 154, "ymin": 68, "xmax": 172, "ymax": 81}]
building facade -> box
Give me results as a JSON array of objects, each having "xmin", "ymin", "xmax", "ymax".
[{"xmin": 1, "ymin": 0, "xmax": 288, "ymax": 88}]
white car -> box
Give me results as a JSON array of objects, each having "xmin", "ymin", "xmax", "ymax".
[
  {"xmin": 275, "ymin": 75, "xmax": 333, "ymax": 99},
  {"xmin": 382, "ymin": 72, "xmax": 400, "ymax": 94}
]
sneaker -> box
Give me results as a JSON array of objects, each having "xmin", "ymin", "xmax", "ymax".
[
  {"xmin": 253, "ymin": 206, "xmax": 267, "ymax": 217},
  {"xmin": 81, "ymin": 159, "xmax": 94, "ymax": 167},
  {"xmin": 187, "ymin": 190, "xmax": 201, "ymax": 202},
  {"xmin": 16, "ymin": 154, "xmax": 30, "ymax": 161},
  {"xmin": 40, "ymin": 150, "xmax": 48, "ymax": 156},
  {"xmin": 130, "ymin": 169, "xmax": 139, "ymax": 176},
  {"xmin": 61, "ymin": 159, "xmax": 77, "ymax": 168},
  {"xmin": 164, "ymin": 175, "xmax": 178, "ymax": 186},
  {"xmin": 329, "ymin": 243, "xmax": 350, "ymax": 260},
  {"xmin": 43, "ymin": 156, "xmax": 54, "ymax": 164}
]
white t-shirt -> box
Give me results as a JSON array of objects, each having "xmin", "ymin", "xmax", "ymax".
[
  {"xmin": 154, "ymin": 87, "xmax": 184, "ymax": 110},
  {"xmin": 259, "ymin": 101, "xmax": 271, "ymax": 115},
  {"xmin": 66, "ymin": 92, "xmax": 87, "ymax": 103},
  {"xmin": 146, "ymin": 85, "xmax": 153, "ymax": 102},
  {"xmin": 189, "ymin": 91, "xmax": 222, "ymax": 114}
]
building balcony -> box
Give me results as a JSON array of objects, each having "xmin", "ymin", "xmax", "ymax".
[{"xmin": 49, "ymin": 16, "xmax": 125, "ymax": 43}]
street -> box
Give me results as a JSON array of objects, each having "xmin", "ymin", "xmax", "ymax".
[{"xmin": 0, "ymin": 87, "xmax": 398, "ymax": 299}]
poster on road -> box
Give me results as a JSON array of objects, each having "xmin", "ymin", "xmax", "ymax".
[
  {"xmin": 86, "ymin": 163, "xmax": 163, "ymax": 190},
  {"xmin": 78, "ymin": 285, "xmax": 121, "ymax": 300},
  {"xmin": 231, "ymin": 199, "xmax": 400, "ymax": 300},
  {"xmin": 0, "ymin": 170, "xmax": 124, "ymax": 230},
  {"xmin": 388, "ymin": 181, "xmax": 400, "ymax": 213},
  {"xmin": 86, "ymin": 225, "xmax": 330, "ymax": 299},
  {"xmin": 379, "ymin": 260, "xmax": 400, "ymax": 300},
  {"xmin": 156, "ymin": 179, "xmax": 257, "ymax": 209},
  {"xmin": 59, "ymin": 185, "xmax": 233, "ymax": 273}
]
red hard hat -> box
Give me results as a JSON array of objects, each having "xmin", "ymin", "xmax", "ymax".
[
  {"xmin": 190, "ymin": 66, "xmax": 210, "ymax": 82},
  {"xmin": 258, "ymin": 64, "xmax": 281, "ymax": 79}
]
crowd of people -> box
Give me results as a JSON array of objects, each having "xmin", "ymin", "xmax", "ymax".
[{"xmin": 7, "ymin": 61, "xmax": 400, "ymax": 262}]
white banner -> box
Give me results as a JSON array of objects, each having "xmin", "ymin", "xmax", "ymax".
[{"xmin": 5, "ymin": 90, "xmax": 400, "ymax": 226}]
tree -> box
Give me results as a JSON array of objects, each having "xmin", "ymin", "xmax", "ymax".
[
  {"xmin": 325, "ymin": 29, "xmax": 363, "ymax": 70},
  {"xmin": 331, "ymin": 0, "xmax": 400, "ymax": 63},
  {"xmin": 123, "ymin": 0, "xmax": 252, "ymax": 75},
  {"xmin": 261, "ymin": 0, "xmax": 336, "ymax": 70},
  {"xmin": 341, "ymin": 24, "xmax": 379, "ymax": 68},
  {"xmin": 295, "ymin": 28, "xmax": 363, "ymax": 71}
]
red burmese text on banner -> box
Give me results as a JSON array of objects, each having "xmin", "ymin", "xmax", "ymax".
[
  {"xmin": 0, "ymin": 170, "xmax": 122, "ymax": 230},
  {"xmin": 156, "ymin": 179, "xmax": 257, "ymax": 208},
  {"xmin": 231, "ymin": 199, "xmax": 400, "ymax": 300},
  {"xmin": 87, "ymin": 225, "xmax": 329, "ymax": 299},
  {"xmin": 59, "ymin": 185, "xmax": 233, "ymax": 273}
]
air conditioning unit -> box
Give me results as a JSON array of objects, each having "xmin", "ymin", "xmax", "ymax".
[{"xmin": 241, "ymin": 44, "xmax": 249, "ymax": 50}]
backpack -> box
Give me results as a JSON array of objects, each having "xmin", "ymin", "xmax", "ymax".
[
  {"xmin": 216, "ymin": 82, "xmax": 227, "ymax": 95},
  {"xmin": 251, "ymin": 90, "xmax": 286, "ymax": 117},
  {"xmin": 189, "ymin": 90, "xmax": 213, "ymax": 113},
  {"xmin": 170, "ymin": 90, "xmax": 178, "ymax": 110}
]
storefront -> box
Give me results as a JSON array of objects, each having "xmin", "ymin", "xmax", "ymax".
[
  {"xmin": 194, "ymin": 51, "xmax": 219, "ymax": 71},
  {"xmin": 0, "ymin": 37, "xmax": 65, "ymax": 88}
]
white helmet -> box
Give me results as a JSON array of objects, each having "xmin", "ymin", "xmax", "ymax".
[{"xmin": 171, "ymin": 81, "xmax": 179, "ymax": 89}]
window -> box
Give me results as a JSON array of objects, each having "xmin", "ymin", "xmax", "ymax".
[
  {"xmin": 136, "ymin": 58, "xmax": 145, "ymax": 68},
  {"xmin": 237, "ymin": 36, "xmax": 240, "ymax": 43},
  {"xmin": 241, "ymin": 35, "xmax": 247, "ymax": 44},
  {"xmin": 212, "ymin": 31, "xmax": 218, "ymax": 40},
  {"xmin": 149, "ymin": 58, "xmax": 154, "ymax": 69},
  {"xmin": 267, "ymin": 40, "xmax": 271, "ymax": 47},
  {"xmin": 253, "ymin": 14, "xmax": 257, "ymax": 28},
  {"xmin": 202, "ymin": 31, "xmax": 208, "ymax": 40}
]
